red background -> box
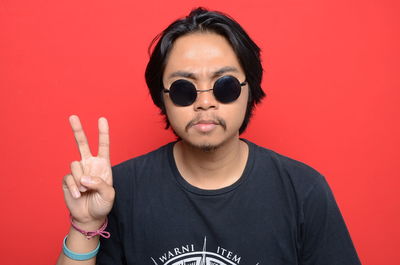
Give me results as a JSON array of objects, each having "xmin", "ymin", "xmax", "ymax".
[{"xmin": 0, "ymin": 0, "xmax": 399, "ymax": 264}]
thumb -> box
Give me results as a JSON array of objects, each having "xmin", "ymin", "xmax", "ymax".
[{"xmin": 80, "ymin": 176, "xmax": 115, "ymax": 202}]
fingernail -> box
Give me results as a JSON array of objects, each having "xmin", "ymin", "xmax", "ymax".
[
  {"xmin": 72, "ymin": 187, "xmax": 81, "ymax": 198},
  {"xmin": 81, "ymin": 176, "xmax": 94, "ymax": 184},
  {"xmin": 79, "ymin": 186, "xmax": 87, "ymax": 192}
]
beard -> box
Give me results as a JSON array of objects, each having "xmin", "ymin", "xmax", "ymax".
[
  {"xmin": 169, "ymin": 114, "xmax": 228, "ymax": 152},
  {"xmin": 190, "ymin": 142, "xmax": 222, "ymax": 152},
  {"xmin": 167, "ymin": 112, "xmax": 241, "ymax": 153},
  {"xmin": 182, "ymin": 131, "xmax": 233, "ymax": 153},
  {"xmin": 171, "ymin": 126, "xmax": 224, "ymax": 152}
]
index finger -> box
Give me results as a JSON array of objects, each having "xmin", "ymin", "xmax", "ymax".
[
  {"xmin": 69, "ymin": 115, "xmax": 93, "ymax": 159},
  {"xmin": 97, "ymin": 117, "xmax": 110, "ymax": 159}
]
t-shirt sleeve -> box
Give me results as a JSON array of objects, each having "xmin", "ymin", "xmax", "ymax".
[{"xmin": 300, "ymin": 175, "xmax": 361, "ymax": 265}]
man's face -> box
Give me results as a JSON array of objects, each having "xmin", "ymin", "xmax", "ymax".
[{"xmin": 162, "ymin": 32, "xmax": 248, "ymax": 151}]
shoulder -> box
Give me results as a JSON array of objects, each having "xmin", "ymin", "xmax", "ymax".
[
  {"xmin": 111, "ymin": 142, "xmax": 174, "ymax": 187},
  {"xmin": 245, "ymin": 139, "xmax": 329, "ymax": 198},
  {"xmin": 112, "ymin": 142, "xmax": 172, "ymax": 170}
]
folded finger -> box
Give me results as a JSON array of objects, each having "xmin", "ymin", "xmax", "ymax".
[
  {"xmin": 70, "ymin": 161, "xmax": 87, "ymax": 192},
  {"xmin": 63, "ymin": 174, "xmax": 81, "ymax": 199},
  {"xmin": 81, "ymin": 176, "xmax": 115, "ymax": 203},
  {"xmin": 69, "ymin": 115, "xmax": 92, "ymax": 160}
]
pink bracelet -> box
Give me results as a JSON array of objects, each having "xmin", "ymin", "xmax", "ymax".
[{"xmin": 70, "ymin": 215, "xmax": 111, "ymax": 239}]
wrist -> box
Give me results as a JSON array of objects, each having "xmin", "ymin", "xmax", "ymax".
[
  {"xmin": 71, "ymin": 218, "xmax": 105, "ymax": 232},
  {"xmin": 63, "ymin": 235, "xmax": 100, "ymax": 261},
  {"xmin": 70, "ymin": 215, "xmax": 110, "ymax": 239}
]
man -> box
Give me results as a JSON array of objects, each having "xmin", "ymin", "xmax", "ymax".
[{"xmin": 57, "ymin": 8, "xmax": 361, "ymax": 265}]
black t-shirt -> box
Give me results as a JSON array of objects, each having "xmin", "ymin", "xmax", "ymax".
[{"xmin": 97, "ymin": 139, "xmax": 361, "ymax": 265}]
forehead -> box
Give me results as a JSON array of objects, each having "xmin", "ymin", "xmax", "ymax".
[{"xmin": 163, "ymin": 32, "xmax": 243, "ymax": 78}]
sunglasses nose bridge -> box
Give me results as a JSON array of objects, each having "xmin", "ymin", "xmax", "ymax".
[
  {"xmin": 193, "ymin": 86, "xmax": 218, "ymax": 109},
  {"xmin": 196, "ymin": 88, "xmax": 213, "ymax": 93}
]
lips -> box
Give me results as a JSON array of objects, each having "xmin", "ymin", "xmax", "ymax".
[
  {"xmin": 185, "ymin": 117, "xmax": 227, "ymax": 132},
  {"xmin": 192, "ymin": 120, "xmax": 218, "ymax": 133},
  {"xmin": 194, "ymin": 120, "xmax": 218, "ymax": 125}
]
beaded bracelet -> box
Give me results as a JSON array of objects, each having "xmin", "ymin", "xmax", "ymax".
[{"xmin": 63, "ymin": 235, "xmax": 100, "ymax": 261}]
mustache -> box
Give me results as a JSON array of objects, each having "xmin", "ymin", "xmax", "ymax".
[{"xmin": 185, "ymin": 115, "xmax": 227, "ymax": 132}]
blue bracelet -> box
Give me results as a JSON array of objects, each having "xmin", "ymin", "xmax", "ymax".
[{"xmin": 62, "ymin": 235, "xmax": 100, "ymax": 261}]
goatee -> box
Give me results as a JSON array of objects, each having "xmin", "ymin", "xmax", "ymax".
[{"xmin": 188, "ymin": 141, "xmax": 224, "ymax": 152}]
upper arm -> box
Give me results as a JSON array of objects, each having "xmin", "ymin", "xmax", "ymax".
[{"xmin": 299, "ymin": 176, "xmax": 361, "ymax": 265}]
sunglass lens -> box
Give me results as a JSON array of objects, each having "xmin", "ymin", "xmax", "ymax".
[
  {"xmin": 213, "ymin": 76, "xmax": 242, "ymax": 103},
  {"xmin": 169, "ymin": 79, "xmax": 197, "ymax": 106}
]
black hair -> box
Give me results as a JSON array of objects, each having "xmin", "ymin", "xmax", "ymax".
[{"xmin": 145, "ymin": 7, "xmax": 265, "ymax": 134}]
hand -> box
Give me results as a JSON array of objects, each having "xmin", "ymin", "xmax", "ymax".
[{"xmin": 62, "ymin": 115, "xmax": 115, "ymax": 228}]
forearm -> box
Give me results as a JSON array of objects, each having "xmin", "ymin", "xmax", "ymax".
[{"xmin": 56, "ymin": 225, "xmax": 101, "ymax": 265}]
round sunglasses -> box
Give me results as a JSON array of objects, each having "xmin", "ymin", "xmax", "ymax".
[{"xmin": 163, "ymin": 75, "xmax": 247, "ymax": 106}]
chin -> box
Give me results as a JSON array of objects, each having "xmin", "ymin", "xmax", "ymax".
[
  {"xmin": 173, "ymin": 126, "xmax": 239, "ymax": 152},
  {"xmin": 192, "ymin": 142, "xmax": 221, "ymax": 152},
  {"xmin": 182, "ymin": 136, "xmax": 227, "ymax": 152}
]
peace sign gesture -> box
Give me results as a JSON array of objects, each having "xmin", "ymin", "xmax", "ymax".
[{"xmin": 62, "ymin": 115, "xmax": 115, "ymax": 227}]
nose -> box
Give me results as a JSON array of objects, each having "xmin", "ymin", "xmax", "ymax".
[{"xmin": 193, "ymin": 84, "xmax": 218, "ymax": 111}]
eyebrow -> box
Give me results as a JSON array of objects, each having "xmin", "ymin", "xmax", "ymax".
[{"xmin": 167, "ymin": 66, "xmax": 239, "ymax": 80}]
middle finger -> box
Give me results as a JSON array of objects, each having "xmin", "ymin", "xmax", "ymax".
[{"xmin": 69, "ymin": 115, "xmax": 93, "ymax": 160}]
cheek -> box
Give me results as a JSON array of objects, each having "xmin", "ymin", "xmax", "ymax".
[
  {"xmin": 222, "ymin": 90, "xmax": 249, "ymax": 129},
  {"xmin": 231, "ymin": 104, "xmax": 248, "ymax": 128},
  {"xmin": 235, "ymin": 88, "xmax": 250, "ymax": 118},
  {"xmin": 164, "ymin": 99, "xmax": 190, "ymax": 129}
]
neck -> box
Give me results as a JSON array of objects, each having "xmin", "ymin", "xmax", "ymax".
[{"xmin": 173, "ymin": 137, "xmax": 249, "ymax": 190}]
